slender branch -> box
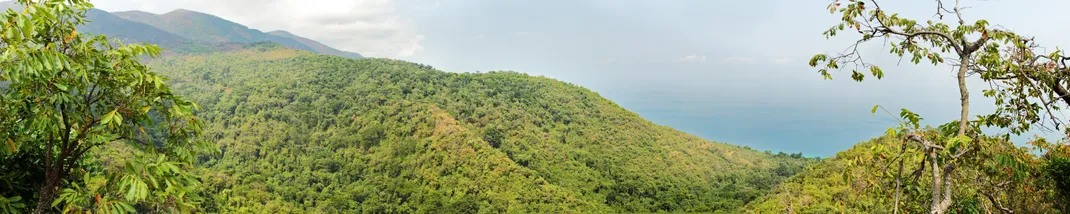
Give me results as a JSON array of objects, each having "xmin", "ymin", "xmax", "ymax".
[
  {"xmin": 877, "ymin": 28, "xmax": 964, "ymax": 54},
  {"xmin": 893, "ymin": 144, "xmax": 906, "ymax": 214},
  {"xmin": 981, "ymin": 190, "xmax": 1014, "ymax": 213},
  {"xmin": 950, "ymin": 145, "xmax": 970, "ymax": 159},
  {"xmin": 952, "ymin": 0, "xmax": 965, "ymax": 25},
  {"xmin": 911, "ymin": 158, "xmax": 927, "ymax": 184},
  {"xmin": 907, "ymin": 134, "xmax": 946, "ymax": 150}
]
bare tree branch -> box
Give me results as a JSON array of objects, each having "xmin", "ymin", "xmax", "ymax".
[{"xmin": 981, "ymin": 190, "xmax": 1014, "ymax": 213}]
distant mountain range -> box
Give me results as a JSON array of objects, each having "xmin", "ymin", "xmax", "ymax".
[{"xmin": 0, "ymin": 1, "xmax": 362, "ymax": 58}]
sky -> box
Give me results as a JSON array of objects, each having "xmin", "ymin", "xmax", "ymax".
[{"xmin": 90, "ymin": 0, "xmax": 1070, "ymax": 157}]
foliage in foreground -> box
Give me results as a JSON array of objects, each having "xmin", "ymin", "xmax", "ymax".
[
  {"xmin": 0, "ymin": 0, "xmax": 212, "ymax": 213},
  {"xmin": 745, "ymin": 130, "xmax": 1068, "ymax": 213},
  {"xmin": 801, "ymin": 0, "xmax": 1070, "ymax": 212}
]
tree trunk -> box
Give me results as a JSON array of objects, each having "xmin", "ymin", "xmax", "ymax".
[
  {"xmin": 893, "ymin": 157, "xmax": 904, "ymax": 214},
  {"xmin": 930, "ymin": 151, "xmax": 943, "ymax": 213},
  {"xmin": 956, "ymin": 55, "xmax": 970, "ymax": 136},
  {"xmin": 928, "ymin": 51, "xmax": 973, "ymax": 214},
  {"xmin": 34, "ymin": 165, "xmax": 63, "ymax": 214}
]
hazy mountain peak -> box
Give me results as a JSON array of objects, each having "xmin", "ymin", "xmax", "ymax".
[
  {"xmin": 266, "ymin": 30, "xmax": 296, "ymax": 37},
  {"xmin": 1, "ymin": 1, "xmax": 361, "ymax": 58},
  {"xmin": 163, "ymin": 8, "xmax": 209, "ymax": 17},
  {"xmin": 111, "ymin": 10, "xmax": 154, "ymax": 16},
  {"xmin": 113, "ymin": 8, "xmax": 361, "ymax": 58},
  {"xmin": 167, "ymin": 8, "xmax": 192, "ymax": 14},
  {"xmin": 267, "ymin": 30, "xmax": 363, "ymax": 58}
]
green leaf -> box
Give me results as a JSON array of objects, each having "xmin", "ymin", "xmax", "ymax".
[
  {"xmin": 819, "ymin": 69, "xmax": 832, "ymax": 80},
  {"xmin": 869, "ymin": 66, "xmax": 883, "ymax": 79},
  {"xmin": 842, "ymin": 169, "xmax": 852, "ymax": 185},
  {"xmin": 950, "ymin": 135, "xmax": 972, "ymax": 149},
  {"xmin": 154, "ymin": 76, "xmax": 163, "ymax": 89},
  {"xmin": 42, "ymin": 54, "xmax": 54, "ymax": 71},
  {"xmin": 851, "ymin": 70, "xmax": 865, "ymax": 81},
  {"xmin": 101, "ymin": 109, "xmax": 117, "ymax": 125},
  {"xmin": 871, "ymin": 105, "xmax": 879, "ymax": 114},
  {"xmin": 19, "ymin": 16, "xmax": 32, "ymax": 40},
  {"xmin": 54, "ymin": 81, "xmax": 68, "ymax": 91},
  {"xmin": 117, "ymin": 202, "xmax": 135, "ymax": 213},
  {"xmin": 114, "ymin": 111, "xmax": 123, "ymax": 125},
  {"xmin": 809, "ymin": 54, "xmax": 827, "ymax": 67}
]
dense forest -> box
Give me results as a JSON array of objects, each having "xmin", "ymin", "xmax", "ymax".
[
  {"xmin": 3, "ymin": 0, "xmax": 1070, "ymax": 213},
  {"xmin": 153, "ymin": 42, "xmax": 816, "ymax": 213}
]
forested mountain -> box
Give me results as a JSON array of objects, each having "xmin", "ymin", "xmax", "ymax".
[
  {"xmin": 112, "ymin": 9, "xmax": 362, "ymax": 58},
  {"xmin": 79, "ymin": 9, "xmax": 190, "ymax": 47},
  {"xmin": 268, "ymin": 30, "xmax": 364, "ymax": 58},
  {"xmin": 142, "ymin": 42, "xmax": 817, "ymax": 213},
  {"xmin": 0, "ymin": 0, "xmax": 361, "ymax": 58}
]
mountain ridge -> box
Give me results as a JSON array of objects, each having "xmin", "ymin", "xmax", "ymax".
[
  {"xmin": 268, "ymin": 30, "xmax": 363, "ymax": 58},
  {"xmin": 0, "ymin": 0, "xmax": 362, "ymax": 58},
  {"xmin": 112, "ymin": 8, "xmax": 362, "ymax": 58}
]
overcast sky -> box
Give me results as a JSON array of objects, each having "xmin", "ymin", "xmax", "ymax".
[{"xmin": 90, "ymin": 0, "xmax": 1070, "ymax": 156}]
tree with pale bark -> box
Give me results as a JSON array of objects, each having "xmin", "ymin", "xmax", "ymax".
[{"xmin": 811, "ymin": 0, "xmax": 1070, "ymax": 213}]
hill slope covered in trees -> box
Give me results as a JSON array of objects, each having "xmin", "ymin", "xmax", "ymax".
[
  {"xmin": 744, "ymin": 132, "xmax": 1064, "ymax": 213},
  {"xmin": 144, "ymin": 43, "xmax": 817, "ymax": 213}
]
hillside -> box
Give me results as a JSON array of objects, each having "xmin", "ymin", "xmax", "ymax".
[
  {"xmin": 743, "ymin": 133, "xmax": 1060, "ymax": 213},
  {"xmin": 145, "ymin": 43, "xmax": 816, "ymax": 213},
  {"xmin": 268, "ymin": 30, "xmax": 363, "ymax": 58},
  {"xmin": 113, "ymin": 9, "xmax": 362, "ymax": 58},
  {"xmin": 80, "ymin": 9, "xmax": 190, "ymax": 47}
]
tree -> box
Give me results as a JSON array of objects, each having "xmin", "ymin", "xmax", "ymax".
[
  {"xmin": 0, "ymin": 0, "xmax": 211, "ymax": 213},
  {"xmin": 810, "ymin": 0, "xmax": 1064, "ymax": 213}
]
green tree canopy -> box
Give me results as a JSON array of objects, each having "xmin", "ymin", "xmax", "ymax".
[{"xmin": 0, "ymin": 0, "xmax": 212, "ymax": 213}]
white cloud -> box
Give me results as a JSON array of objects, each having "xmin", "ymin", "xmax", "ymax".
[
  {"xmin": 770, "ymin": 57, "xmax": 795, "ymax": 64},
  {"xmin": 514, "ymin": 32, "xmax": 530, "ymax": 37},
  {"xmin": 91, "ymin": 0, "xmax": 424, "ymax": 58},
  {"xmin": 722, "ymin": 57, "xmax": 755, "ymax": 64},
  {"xmin": 674, "ymin": 55, "xmax": 708, "ymax": 63},
  {"xmin": 600, "ymin": 58, "xmax": 618, "ymax": 64}
]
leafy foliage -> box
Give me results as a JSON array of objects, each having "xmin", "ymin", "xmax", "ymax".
[
  {"xmin": 1044, "ymin": 148, "xmax": 1070, "ymax": 211},
  {"xmin": 0, "ymin": 0, "xmax": 211, "ymax": 212},
  {"xmin": 746, "ymin": 132, "xmax": 1064, "ymax": 213},
  {"xmin": 0, "ymin": 196, "xmax": 25, "ymax": 214}
]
